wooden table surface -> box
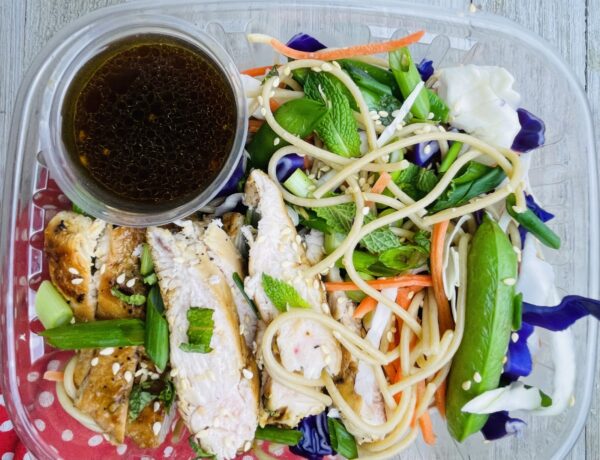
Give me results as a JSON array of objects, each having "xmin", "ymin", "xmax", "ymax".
[{"xmin": 0, "ymin": 1, "xmax": 598, "ymax": 459}]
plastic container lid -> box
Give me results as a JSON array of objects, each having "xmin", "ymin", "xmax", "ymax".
[{"xmin": 0, "ymin": 1, "xmax": 597, "ymax": 459}]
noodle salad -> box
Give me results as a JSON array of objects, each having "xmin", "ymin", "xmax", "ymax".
[{"xmin": 34, "ymin": 31, "xmax": 600, "ymax": 459}]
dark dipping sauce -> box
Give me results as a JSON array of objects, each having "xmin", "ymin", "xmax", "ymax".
[{"xmin": 62, "ymin": 35, "xmax": 237, "ymax": 205}]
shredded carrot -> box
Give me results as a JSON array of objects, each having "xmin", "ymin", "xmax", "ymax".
[
  {"xmin": 419, "ymin": 410, "xmax": 437, "ymax": 445},
  {"xmin": 251, "ymin": 31, "xmax": 425, "ymax": 61},
  {"xmin": 370, "ymin": 172, "xmax": 392, "ymax": 195},
  {"xmin": 353, "ymin": 296, "xmax": 378, "ymax": 319},
  {"xmin": 241, "ymin": 65, "xmax": 272, "ymax": 77},
  {"xmin": 248, "ymin": 119, "xmax": 264, "ymax": 133},
  {"xmin": 269, "ymin": 99, "xmax": 280, "ymax": 112},
  {"xmin": 324, "ymin": 274, "xmax": 432, "ymax": 292},
  {"xmin": 431, "ymin": 220, "xmax": 454, "ymax": 334},
  {"xmin": 435, "ymin": 380, "xmax": 447, "ymax": 418},
  {"xmin": 43, "ymin": 370, "xmax": 64, "ymax": 382}
]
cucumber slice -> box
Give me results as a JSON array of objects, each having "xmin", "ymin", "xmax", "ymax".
[{"xmin": 35, "ymin": 281, "xmax": 73, "ymax": 329}]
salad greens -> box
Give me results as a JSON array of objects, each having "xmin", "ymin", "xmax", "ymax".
[
  {"xmin": 262, "ymin": 274, "xmax": 310, "ymax": 311},
  {"xmin": 110, "ymin": 287, "xmax": 146, "ymax": 306}
]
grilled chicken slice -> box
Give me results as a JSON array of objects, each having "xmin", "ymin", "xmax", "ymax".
[
  {"xmin": 147, "ymin": 224, "xmax": 259, "ymax": 460},
  {"xmin": 328, "ymin": 268, "xmax": 386, "ymax": 443},
  {"xmin": 74, "ymin": 347, "xmax": 139, "ymax": 443},
  {"xmin": 97, "ymin": 226, "xmax": 147, "ymax": 319},
  {"xmin": 243, "ymin": 170, "xmax": 342, "ymax": 426},
  {"xmin": 201, "ymin": 221, "xmax": 257, "ymax": 347},
  {"xmin": 44, "ymin": 211, "xmax": 106, "ymax": 321},
  {"xmin": 222, "ymin": 212, "xmax": 247, "ymax": 256}
]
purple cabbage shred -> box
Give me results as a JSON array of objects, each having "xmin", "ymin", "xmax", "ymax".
[
  {"xmin": 416, "ymin": 59, "xmax": 434, "ymax": 81},
  {"xmin": 502, "ymin": 322, "xmax": 534, "ymax": 382},
  {"xmin": 276, "ymin": 153, "xmax": 305, "ymax": 182},
  {"xmin": 216, "ymin": 157, "xmax": 245, "ymax": 197},
  {"xmin": 286, "ymin": 33, "xmax": 327, "ymax": 52},
  {"xmin": 290, "ymin": 412, "xmax": 335, "ymax": 460},
  {"xmin": 481, "ymin": 411, "xmax": 527, "ymax": 441},
  {"xmin": 522, "ymin": 295, "xmax": 600, "ymax": 331},
  {"xmin": 406, "ymin": 140, "xmax": 440, "ymax": 167},
  {"xmin": 511, "ymin": 108, "xmax": 545, "ymax": 153}
]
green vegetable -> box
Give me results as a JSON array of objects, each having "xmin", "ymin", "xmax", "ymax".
[
  {"xmin": 283, "ymin": 169, "xmax": 315, "ymax": 198},
  {"xmin": 35, "ymin": 280, "xmax": 73, "ymax": 329},
  {"xmin": 232, "ymin": 272, "xmax": 261, "ymax": 319},
  {"xmin": 179, "ymin": 308, "xmax": 214, "ymax": 353},
  {"xmin": 111, "ymin": 287, "xmax": 146, "ymax": 306},
  {"xmin": 513, "ymin": 292, "xmax": 523, "ymax": 331},
  {"xmin": 429, "ymin": 163, "xmax": 506, "ymax": 213},
  {"xmin": 413, "ymin": 229, "xmax": 432, "ymax": 253},
  {"xmin": 389, "ymin": 48, "xmax": 430, "ymax": 119},
  {"xmin": 446, "ymin": 216, "xmax": 518, "ymax": 441},
  {"xmin": 145, "ymin": 286, "xmax": 169, "ymax": 371},
  {"xmin": 299, "ymin": 214, "xmax": 330, "ymax": 233},
  {"xmin": 71, "ymin": 203, "xmax": 90, "ymax": 217},
  {"xmin": 128, "ymin": 382, "xmax": 155, "ymax": 421},
  {"xmin": 254, "ymin": 426, "xmax": 303, "ymax": 445},
  {"xmin": 342, "ymin": 62, "xmax": 394, "ymax": 97},
  {"xmin": 438, "ymin": 141, "xmax": 463, "ymax": 173},
  {"xmin": 528, "ymin": 385, "xmax": 553, "ymax": 407},
  {"xmin": 426, "ymin": 89, "xmax": 450, "ymax": 123},
  {"xmin": 140, "ymin": 243, "xmax": 154, "ymax": 276},
  {"xmin": 247, "ymin": 98, "xmax": 329, "ymax": 169},
  {"xmin": 379, "ymin": 245, "xmax": 428, "ymax": 272},
  {"xmin": 262, "ymin": 274, "xmax": 310, "ymax": 311},
  {"xmin": 324, "ymin": 232, "xmax": 346, "ymax": 255},
  {"xmin": 189, "ymin": 436, "xmax": 215, "ymax": 459},
  {"xmin": 360, "ymin": 91, "xmax": 402, "ymax": 126},
  {"xmin": 39, "ymin": 319, "xmax": 145, "ymax": 349},
  {"xmin": 314, "ymin": 203, "xmax": 402, "ymax": 254},
  {"xmin": 327, "ymin": 417, "xmax": 358, "ymax": 459},
  {"xmin": 304, "ymin": 72, "xmax": 361, "ymax": 158},
  {"xmin": 505, "ymin": 194, "xmax": 561, "ymax": 249},
  {"xmin": 339, "ymin": 59, "xmax": 401, "ymax": 98},
  {"xmin": 391, "ymin": 163, "xmax": 438, "ymax": 201},
  {"xmin": 346, "ymin": 271, "xmax": 375, "ymax": 303},
  {"xmin": 334, "ymin": 250, "xmax": 398, "ymax": 277},
  {"xmin": 143, "ymin": 273, "xmax": 158, "ymax": 285}
]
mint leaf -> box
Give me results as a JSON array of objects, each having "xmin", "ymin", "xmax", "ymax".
[
  {"xmin": 304, "ymin": 72, "xmax": 361, "ymax": 158},
  {"xmin": 111, "ymin": 287, "xmax": 146, "ymax": 306},
  {"xmin": 314, "ymin": 202, "xmax": 356, "ymax": 234},
  {"xmin": 392, "ymin": 163, "xmax": 438, "ymax": 201},
  {"xmin": 361, "ymin": 216, "xmax": 403, "ymax": 253},
  {"xmin": 262, "ymin": 274, "xmax": 310, "ymax": 312},
  {"xmin": 158, "ymin": 380, "xmax": 175, "ymax": 410},
  {"xmin": 179, "ymin": 307, "xmax": 214, "ymax": 353},
  {"xmin": 413, "ymin": 229, "xmax": 431, "ymax": 253},
  {"xmin": 189, "ymin": 436, "xmax": 215, "ymax": 459},
  {"xmin": 128, "ymin": 382, "xmax": 155, "ymax": 421},
  {"xmin": 327, "ymin": 417, "xmax": 358, "ymax": 459}
]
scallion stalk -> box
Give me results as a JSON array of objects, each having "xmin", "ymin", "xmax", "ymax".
[
  {"xmin": 39, "ymin": 319, "xmax": 145, "ymax": 349},
  {"xmin": 140, "ymin": 243, "xmax": 154, "ymax": 276},
  {"xmin": 232, "ymin": 273, "xmax": 261, "ymax": 319},
  {"xmin": 254, "ymin": 426, "xmax": 303, "ymax": 446},
  {"xmin": 439, "ymin": 141, "xmax": 463, "ymax": 173},
  {"xmin": 389, "ymin": 48, "xmax": 430, "ymax": 119},
  {"xmin": 283, "ymin": 169, "xmax": 315, "ymax": 198},
  {"xmin": 145, "ymin": 286, "xmax": 169, "ymax": 371},
  {"xmin": 35, "ymin": 281, "xmax": 73, "ymax": 329}
]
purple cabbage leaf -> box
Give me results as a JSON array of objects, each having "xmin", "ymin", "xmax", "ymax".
[
  {"xmin": 522, "ymin": 295, "xmax": 600, "ymax": 331},
  {"xmin": 276, "ymin": 153, "xmax": 305, "ymax": 182},
  {"xmin": 481, "ymin": 411, "xmax": 526, "ymax": 441},
  {"xmin": 286, "ymin": 33, "xmax": 327, "ymax": 52},
  {"xmin": 502, "ymin": 321, "xmax": 534, "ymax": 382},
  {"xmin": 511, "ymin": 108, "xmax": 545, "ymax": 153},
  {"xmin": 290, "ymin": 411, "xmax": 335, "ymax": 460},
  {"xmin": 416, "ymin": 58, "xmax": 434, "ymax": 81}
]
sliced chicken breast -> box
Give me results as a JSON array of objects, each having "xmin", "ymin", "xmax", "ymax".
[
  {"xmin": 74, "ymin": 347, "xmax": 139, "ymax": 443},
  {"xmin": 243, "ymin": 170, "xmax": 342, "ymax": 426},
  {"xmin": 44, "ymin": 211, "xmax": 106, "ymax": 321},
  {"xmin": 201, "ymin": 221, "xmax": 257, "ymax": 347},
  {"xmin": 147, "ymin": 224, "xmax": 259, "ymax": 460},
  {"xmin": 221, "ymin": 212, "xmax": 247, "ymax": 256},
  {"xmin": 328, "ymin": 268, "xmax": 386, "ymax": 443},
  {"xmin": 97, "ymin": 226, "xmax": 147, "ymax": 319}
]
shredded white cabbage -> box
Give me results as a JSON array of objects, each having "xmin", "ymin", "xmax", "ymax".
[{"xmin": 462, "ymin": 381, "xmax": 544, "ymax": 414}]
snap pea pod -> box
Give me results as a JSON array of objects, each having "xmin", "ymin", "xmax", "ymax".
[
  {"xmin": 506, "ymin": 194, "xmax": 561, "ymax": 249},
  {"xmin": 338, "ymin": 59, "xmax": 401, "ymax": 98},
  {"xmin": 389, "ymin": 48, "xmax": 430, "ymax": 119},
  {"xmin": 446, "ymin": 216, "xmax": 518, "ymax": 441},
  {"xmin": 247, "ymin": 98, "xmax": 328, "ymax": 169}
]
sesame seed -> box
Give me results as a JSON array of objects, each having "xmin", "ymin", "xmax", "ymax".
[
  {"xmin": 337, "ymin": 297, "xmax": 345, "ymax": 305},
  {"xmin": 91, "ymin": 357, "xmax": 99, "ymax": 366},
  {"xmin": 427, "ymin": 112, "xmax": 435, "ymax": 120},
  {"xmin": 154, "ymin": 401, "xmax": 160, "ymax": 412},
  {"xmin": 152, "ymin": 422, "xmax": 162, "ymax": 436},
  {"xmin": 170, "ymin": 368, "xmax": 179, "ymax": 377},
  {"xmin": 100, "ymin": 264, "xmax": 106, "ymax": 275},
  {"xmin": 116, "ymin": 273, "xmax": 125, "ymax": 284},
  {"xmin": 273, "ymin": 137, "xmax": 281, "ymax": 146},
  {"xmin": 244, "ymin": 441, "xmax": 252, "ymax": 451},
  {"xmin": 260, "ymin": 107, "xmax": 267, "ymax": 116},
  {"xmin": 473, "ymin": 372, "xmax": 482, "ymax": 383},
  {"xmin": 68, "ymin": 267, "xmax": 79, "ymax": 275},
  {"xmin": 295, "ymin": 235, "xmax": 302, "ymax": 244},
  {"xmin": 332, "ymin": 61, "xmax": 341, "ymax": 69},
  {"xmin": 283, "ymin": 66, "xmax": 291, "ymax": 76},
  {"xmin": 321, "ymin": 303, "xmax": 330, "ymax": 314},
  {"xmin": 378, "ymin": 111, "xmax": 389, "ymax": 117},
  {"xmin": 362, "ymin": 207, "xmax": 370, "ymax": 216},
  {"xmin": 124, "ymin": 371, "xmax": 132, "ymax": 383},
  {"xmin": 257, "ymin": 95, "xmax": 264, "ymax": 105},
  {"xmin": 272, "ymin": 77, "xmax": 280, "ymax": 87},
  {"xmin": 503, "ymin": 278, "xmax": 516, "ymax": 286},
  {"xmin": 502, "ymin": 356, "xmax": 508, "ymax": 364},
  {"xmin": 511, "ymin": 332, "xmax": 519, "ymax": 342},
  {"xmin": 386, "ymin": 331, "xmax": 394, "ymax": 342},
  {"xmin": 125, "ymin": 278, "xmax": 135, "ymax": 288},
  {"xmin": 321, "ymin": 63, "xmax": 332, "ymax": 72},
  {"xmin": 112, "ymin": 363, "xmax": 120, "ymax": 375},
  {"xmin": 462, "ymin": 380, "xmax": 472, "ymax": 391},
  {"xmin": 370, "ymin": 113, "xmax": 381, "ymax": 121},
  {"xmin": 242, "ymin": 368, "xmax": 254, "ymax": 379},
  {"xmin": 99, "ymin": 347, "xmax": 115, "ymax": 356},
  {"xmin": 270, "ymin": 90, "xmax": 275, "ymax": 98},
  {"xmin": 313, "ymin": 279, "xmax": 320, "ymax": 290},
  {"xmin": 310, "ymin": 66, "xmax": 322, "ymax": 73},
  {"xmin": 375, "ymin": 120, "xmax": 382, "ymax": 126},
  {"xmin": 408, "ymin": 291, "xmax": 415, "ymax": 300},
  {"xmin": 424, "ymin": 144, "xmax": 432, "ymax": 155},
  {"xmin": 71, "ymin": 278, "xmax": 83, "ymax": 285}
]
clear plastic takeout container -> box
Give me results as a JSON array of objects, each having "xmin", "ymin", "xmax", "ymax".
[{"xmin": 0, "ymin": 1, "xmax": 597, "ymax": 459}]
